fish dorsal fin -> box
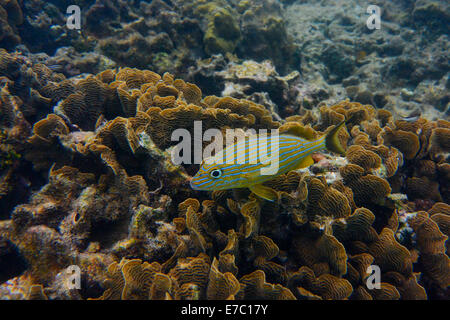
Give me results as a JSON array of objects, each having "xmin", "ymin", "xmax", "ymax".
[
  {"xmin": 294, "ymin": 155, "xmax": 314, "ymax": 170},
  {"xmin": 279, "ymin": 122, "xmax": 317, "ymax": 141},
  {"xmin": 249, "ymin": 184, "xmax": 279, "ymax": 202}
]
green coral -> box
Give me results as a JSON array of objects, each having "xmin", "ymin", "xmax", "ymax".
[
  {"xmin": 153, "ymin": 52, "xmax": 172, "ymax": 72},
  {"xmin": 195, "ymin": 2, "xmax": 241, "ymax": 55}
]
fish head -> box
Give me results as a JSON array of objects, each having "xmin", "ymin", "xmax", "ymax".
[{"xmin": 190, "ymin": 159, "xmax": 227, "ymax": 191}]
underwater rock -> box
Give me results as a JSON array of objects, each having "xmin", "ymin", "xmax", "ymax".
[
  {"xmin": 411, "ymin": 0, "xmax": 450, "ymax": 37},
  {"xmin": 236, "ymin": 0, "xmax": 299, "ymax": 73},
  {"xmin": 284, "ymin": 0, "xmax": 449, "ymax": 118},
  {"xmin": 7, "ymin": 0, "xmax": 302, "ymax": 78},
  {"xmin": 187, "ymin": 55, "xmax": 299, "ymax": 117}
]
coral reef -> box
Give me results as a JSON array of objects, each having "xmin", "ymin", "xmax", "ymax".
[
  {"xmin": 5, "ymin": 0, "xmax": 299, "ymax": 78},
  {"xmin": 0, "ymin": 0, "xmax": 23, "ymax": 50},
  {"xmin": 0, "ymin": 0, "xmax": 449, "ymax": 300},
  {"xmin": 285, "ymin": 0, "xmax": 449, "ymax": 118},
  {"xmin": 0, "ymin": 58, "xmax": 448, "ymax": 300},
  {"xmin": 1, "ymin": 0, "xmax": 447, "ymax": 122}
]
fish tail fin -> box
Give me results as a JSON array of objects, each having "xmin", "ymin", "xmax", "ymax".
[{"xmin": 325, "ymin": 114, "xmax": 355, "ymax": 155}]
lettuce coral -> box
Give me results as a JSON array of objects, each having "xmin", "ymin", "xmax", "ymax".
[{"xmin": 0, "ymin": 62, "xmax": 448, "ymax": 301}]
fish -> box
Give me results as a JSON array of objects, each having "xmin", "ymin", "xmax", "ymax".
[{"xmin": 190, "ymin": 116, "xmax": 352, "ymax": 201}]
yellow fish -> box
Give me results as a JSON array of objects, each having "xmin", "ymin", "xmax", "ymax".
[{"xmin": 190, "ymin": 118, "xmax": 349, "ymax": 201}]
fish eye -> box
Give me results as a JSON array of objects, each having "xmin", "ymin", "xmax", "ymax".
[{"xmin": 210, "ymin": 169, "xmax": 222, "ymax": 179}]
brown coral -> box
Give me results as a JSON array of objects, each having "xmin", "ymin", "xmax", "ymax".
[
  {"xmin": 407, "ymin": 212, "xmax": 450, "ymax": 288},
  {"xmin": 288, "ymin": 266, "xmax": 352, "ymax": 300},
  {"xmin": 25, "ymin": 114, "xmax": 70, "ymax": 171},
  {"xmin": 292, "ymin": 232, "xmax": 347, "ymax": 277},
  {"xmin": 237, "ymin": 270, "xmax": 295, "ymax": 300},
  {"xmin": 0, "ymin": 1, "xmax": 22, "ymax": 49},
  {"xmin": 206, "ymin": 258, "xmax": 240, "ymax": 299},
  {"xmin": 369, "ymin": 228, "xmax": 413, "ymax": 277},
  {"xmin": 381, "ymin": 126, "xmax": 420, "ymax": 160},
  {"xmin": 93, "ymin": 258, "xmax": 165, "ymax": 300},
  {"xmin": 340, "ymin": 164, "xmax": 392, "ymax": 206},
  {"xmin": 1, "ymin": 61, "xmax": 448, "ymax": 302},
  {"xmin": 346, "ymin": 145, "xmax": 382, "ymax": 171}
]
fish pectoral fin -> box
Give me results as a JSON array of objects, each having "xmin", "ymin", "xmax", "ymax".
[
  {"xmin": 249, "ymin": 184, "xmax": 279, "ymax": 202},
  {"xmin": 294, "ymin": 155, "xmax": 314, "ymax": 169}
]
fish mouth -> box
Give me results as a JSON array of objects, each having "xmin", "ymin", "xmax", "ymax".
[
  {"xmin": 190, "ymin": 179, "xmax": 200, "ymax": 190},
  {"xmin": 190, "ymin": 179, "xmax": 211, "ymax": 191}
]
